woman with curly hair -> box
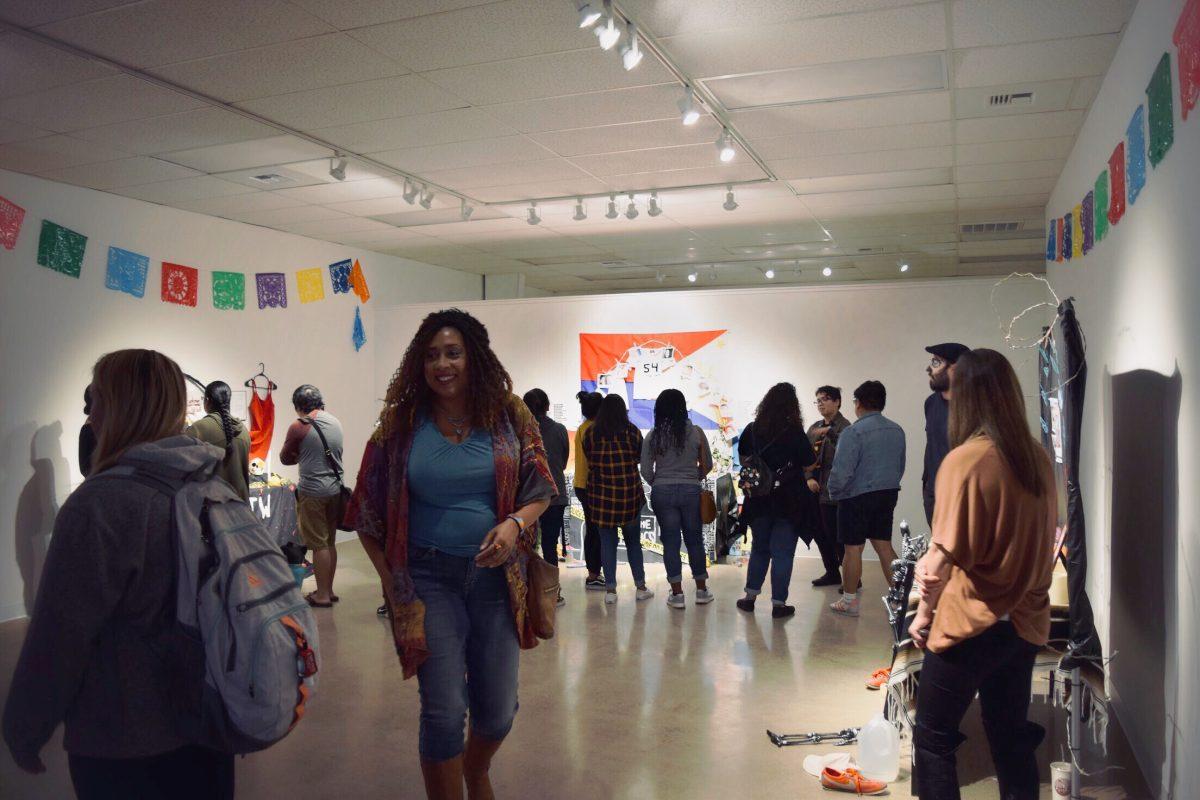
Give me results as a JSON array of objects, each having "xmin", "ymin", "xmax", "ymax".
[
  {"xmin": 735, "ymin": 382, "xmax": 819, "ymax": 619},
  {"xmin": 345, "ymin": 309, "xmax": 556, "ymax": 800},
  {"xmin": 640, "ymin": 389, "xmax": 714, "ymax": 609}
]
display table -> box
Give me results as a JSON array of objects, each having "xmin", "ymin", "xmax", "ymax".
[{"xmin": 248, "ymin": 480, "xmax": 299, "ymax": 549}]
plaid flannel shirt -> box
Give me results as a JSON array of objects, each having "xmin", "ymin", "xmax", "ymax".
[{"xmin": 582, "ymin": 423, "xmax": 645, "ymax": 528}]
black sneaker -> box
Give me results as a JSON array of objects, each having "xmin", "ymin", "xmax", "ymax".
[
  {"xmin": 736, "ymin": 597, "xmax": 756, "ymax": 613},
  {"xmin": 585, "ymin": 576, "xmax": 606, "ymax": 590},
  {"xmin": 772, "ymin": 604, "xmax": 796, "ymax": 619},
  {"xmin": 812, "ymin": 572, "xmax": 842, "ymax": 587}
]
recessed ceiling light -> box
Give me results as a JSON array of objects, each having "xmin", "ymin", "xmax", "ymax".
[
  {"xmin": 573, "ymin": 197, "xmax": 587, "ymax": 221},
  {"xmin": 715, "ymin": 129, "xmax": 735, "ymax": 162},
  {"xmin": 677, "ymin": 86, "xmax": 700, "ymax": 125}
]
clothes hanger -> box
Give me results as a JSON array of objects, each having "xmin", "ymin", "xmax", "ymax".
[{"xmin": 244, "ymin": 362, "xmax": 278, "ymax": 392}]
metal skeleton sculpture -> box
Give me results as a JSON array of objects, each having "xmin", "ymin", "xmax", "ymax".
[{"xmin": 884, "ymin": 521, "xmax": 930, "ymax": 648}]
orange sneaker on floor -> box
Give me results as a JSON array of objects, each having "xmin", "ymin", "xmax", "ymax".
[
  {"xmin": 865, "ymin": 667, "xmax": 891, "ymax": 690},
  {"xmin": 820, "ymin": 767, "xmax": 888, "ymax": 795}
]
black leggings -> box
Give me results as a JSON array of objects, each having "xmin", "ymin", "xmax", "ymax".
[
  {"xmin": 69, "ymin": 744, "xmax": 234, "ymax": 800},
  {"xmin": 574, "ymin": 487, "xmax": 602, "ymax": 574}
]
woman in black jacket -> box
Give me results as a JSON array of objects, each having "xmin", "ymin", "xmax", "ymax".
[{"xmin": 735, "ymin": 383, "xmax": 818, "ymax": 618}]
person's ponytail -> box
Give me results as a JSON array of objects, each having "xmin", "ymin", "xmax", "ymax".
[{"xmin": 204, "ymin": 381, "xmax": 237, "ymax": 453}]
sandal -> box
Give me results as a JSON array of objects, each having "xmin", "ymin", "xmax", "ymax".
[{"xmin": 305, "ymin": 591, "xmax": 333, "ymax": 608}]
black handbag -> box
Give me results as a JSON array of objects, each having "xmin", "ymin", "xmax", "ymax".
[{"xmin": 300, "ymin": 417, "xmax": 353, "ymax": 531}]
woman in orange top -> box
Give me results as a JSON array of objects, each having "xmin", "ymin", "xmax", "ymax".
[{"xmin": 909, "ymin": 348, "xmax": 1056, "ymax": 800}]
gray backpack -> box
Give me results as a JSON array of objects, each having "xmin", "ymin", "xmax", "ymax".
[{"xmin": 104, "ymin": 464, "xmax": 320, "ymax": 754}]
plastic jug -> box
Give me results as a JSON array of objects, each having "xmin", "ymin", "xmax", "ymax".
[{"xmin": 857, "ymin": 713, "xmax": 900, "ymax": 782}]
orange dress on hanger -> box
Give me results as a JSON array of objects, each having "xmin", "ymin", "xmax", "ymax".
[{"xmin": 249, "ymin": 387, "xmax": 275, "ymax": 462}]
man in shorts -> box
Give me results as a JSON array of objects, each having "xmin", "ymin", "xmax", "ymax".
[
  {"xmin": 825, "ymin": 380, "xmax": 906, "ymax": 617},
  {"xmin": 280, "ymin": 384, "xmax": 344, "ymax": 608}
]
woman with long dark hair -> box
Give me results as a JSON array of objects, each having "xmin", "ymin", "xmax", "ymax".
[
  {"xmin": 345, "ymin": 309, "xmax": 555, "ymax": 799},
  {"xmin": 186, "ymin": 380, "xmax": 252, "ymax": 501},
  {"xmin": 735, "ymin": 383, "xmax": 818, "ymax": 619},
  {"xmin": 573, "ymin": 390, "xmax": 605, "ymax": 589},
  {"xmin": 909, "ymin": 349, "xmax": 1056, "ymax": 800},
  {"xmin": 641, "ymin": 389, "xmax": 714, "ymax": 608},
  {"xmin": 4, "ymin": 349, "xmax": 236, "ymax": 798},
  {"xmin": 78, "ymin": 385, "xmax": 97, "ymax": 478},
  {"xmin": 583, "ymin": 393, "xmax": 653, "ymax": 604}
]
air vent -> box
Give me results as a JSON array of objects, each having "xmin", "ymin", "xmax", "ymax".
[
  {"xmin": 960, "ymin": 221, "xmax": 1021, "ymax": 234},
  {"xmin": 247, "ymin": 173, "xmax": 293, "ymax": 186},
  {"xmin": 988, "ymin": 91, "xmax": 1034, "ymax": 107}
]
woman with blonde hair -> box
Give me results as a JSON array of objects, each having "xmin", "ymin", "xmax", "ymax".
[
  {"xmin": 3, "ymin": 349, "xmax": 236, "ymax": 798},
  {"xmin": 346, "ymin": 309, "xmax": 556, "ymax": 800},
  {"xmin": 910, "ymin": 348, "xmax": 1057, "ymax": 800}
]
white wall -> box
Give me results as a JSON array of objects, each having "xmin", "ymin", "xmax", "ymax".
[
  {"xmin": 378, "ymin": 277, "xmax": 1048, "ymax": 551},
  {"xmin": 0, "ymin": 169, "xmax": 482, "ymax": 622},
  {"xmin": 1045, "ymin": 1, "xmax": 1199, "ymax": 796}
]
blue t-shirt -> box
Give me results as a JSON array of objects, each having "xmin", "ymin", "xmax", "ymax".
[{"xmin": 407, "ymin": 419, "xmax": 498, "ymax": 557}]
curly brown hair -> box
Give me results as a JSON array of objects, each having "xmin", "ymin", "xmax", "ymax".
[{"xmin": 376, "ymin": 308, "xmax": 513, "ymax": 443}]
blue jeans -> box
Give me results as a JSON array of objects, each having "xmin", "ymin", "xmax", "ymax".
[
  {"xmin": 599, "ymin": 523, "xmax": 645, "ymax": 589},
  {"xmin": 408, "ymin": 547, "xmax": 519, "ymax": 762},
  {"xmin": 744, "ymin": 515, "xmax": 800, "ymax": 604},
  {"xmin": 651, "ymin": 483, "xmax": 708, "ymax": 584}
]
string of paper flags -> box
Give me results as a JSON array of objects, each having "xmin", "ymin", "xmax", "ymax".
[
  {"xmin": 1047, "ymin": 0, "xmax": 1198, "ymax": 263},
  {"xmin": 0, "ymin": 196, "xmax": 371, "ymax": 352}
]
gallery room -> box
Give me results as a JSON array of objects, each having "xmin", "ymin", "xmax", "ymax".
[{"xmin": 0, "ymin": 0, "xmax": 1196, "ymax": 798}]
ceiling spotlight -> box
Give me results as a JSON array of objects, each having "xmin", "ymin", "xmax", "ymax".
[
  {"xmin": 402, "ymin": 179, "xmax": 419, "ymax": 204},
  {"xmin": 899, "ymin": 261, "xmax": 910, "ymax": 273},
  {"xmin": 418, "ymin": 185, "xmax": 434, "ymax": 209},
  {"xmin": 822, "ymin": 265, "xmax": 833, "ymax": 277},
  {"xmin": 655, "ymin": 270, "xmax": 664, "ymax": 284},
  {"xmin": 329, "ymin": 155, "xmax": 347, "ymax": 181},
  {"xmin": 573, "ymin": 198, "xmax": 587, "ymax": 221},
  {"xmin": 647, "ymin": 191, "xmax": 662, "ymax": 217},
  {"xmin": 576, "ymin": 0, "xmax": 601, "ymax": 28},
  {"xmin": 715, "ymin": 129, "xmax": 736, "ymax": 162},
  {"xmin": 764, "ymin": 268, "xmax": 775, "ymax": 279},
  {"xmin": 526, "ymin": 201, "xmax": 541, "ymax": 225},
  {"xmin": 619, "ymin": 24, "xmax": 642, "ymax": 70},
  {"xmin": 677, "ymin": 86, "xmax": 700, "ymax": 126},
  {"xmin": 625, "ymin": 193, "xmax": 638, "ymax": 219},
  {"xmin": 722, "ymin": 185, "xmax": 738, "ymax": 211},
  {"xmin": 605, "ymin": 193, "xmax": 619, "ymax": 219},
  {"xmin": 595, "ymin": 2, "xmax": 620, "ymax": 50},
  {"xmin": 460, "ymin": 199, "xmax": 473, "ymax": 221},
  {"xmin": 687, "ymin": 271, "xmax": 698, "ymax": 283}
]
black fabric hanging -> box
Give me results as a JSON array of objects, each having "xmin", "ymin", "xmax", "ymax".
[{"xmin": 1039, "ymin": 298, "xmax": 1102, "ymax": 668}]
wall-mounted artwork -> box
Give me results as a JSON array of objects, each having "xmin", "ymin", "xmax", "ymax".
[
  {"xmin": 37, "ymin": 220, "xmax": 87, "ymax": 278},
  {"xmin": 105, "ymin": 246, "xmax": 149, "ymax": 298},
  {"xmin": 162, "ymin": 262, "xmax": 199, "ymax": 307}
]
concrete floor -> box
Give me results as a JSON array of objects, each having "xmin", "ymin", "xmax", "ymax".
[{"xmin": 0, "ymin": 549, "xmax": 1143, "ymax": 799}]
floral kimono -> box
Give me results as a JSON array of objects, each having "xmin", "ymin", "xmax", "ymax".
[{"xmin": 345, "ymin": 394, "xmax": 556, "ymax": 678}]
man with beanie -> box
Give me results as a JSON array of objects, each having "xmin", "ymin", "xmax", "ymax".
[{"xmin": 922, "ymin": 342, "xmax": 969, "ymax": 526}]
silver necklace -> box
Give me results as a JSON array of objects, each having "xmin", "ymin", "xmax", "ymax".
[{"xmin": 444, "ymin": 412, "xmax": 468, "ymax": 437}]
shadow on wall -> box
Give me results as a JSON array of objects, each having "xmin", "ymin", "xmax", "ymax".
[
  {"xmin": 1107, "ymin": 367, "xmax": 1181, "ymax": 799},
  {"xmin": 12, "ymin": 421, "xmax": 68, "ymax": 615}
]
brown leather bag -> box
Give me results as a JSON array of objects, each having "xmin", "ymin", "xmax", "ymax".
[
  {"xmin": 525, "ymin": 550, "xmax": 559, "ymax": 640},
  {"xmin": 699, "ymin": 489, "xmax": 718, "ymax": 525}
]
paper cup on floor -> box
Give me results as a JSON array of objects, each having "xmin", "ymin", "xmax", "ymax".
[{"xmin": 1050, "ymin": 762, "xmax": 1071, "ymax": 797}]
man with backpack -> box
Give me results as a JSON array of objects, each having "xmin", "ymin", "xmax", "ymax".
[{"xmin": 281, "ymin": 385, "xmax": 345, "ymax": 609}]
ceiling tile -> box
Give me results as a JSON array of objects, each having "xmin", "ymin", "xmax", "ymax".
[
  {"xmin": 157, "ymin": 135, "xmax": 332, "ymax": 172},
  {"xmin": 951, "ymin": 0, "xmax": 1135, "ymax": 49},
  {"xmin": 224, "ymin": 205, "xmax": 349, "ymax": 226},
  {"xmin": 771, "ymin": 145, "xmax": 953, "ymax": 180},
  {"xmin": 600, "ymin": 162, "xmax": 768, "ymax": 189},
  {"xmin": 789, "ymin": 167, "xmax": 953, "ymax": 194},
  {"xmin": 954, "ymin": 137, "xmax": 1074, "ymax": 165},
  {"xmin": 0, "ymin": 0, "xmax": 143, "ymax": 27},
  {"xmin": 622, "ymin": 0, "xmax": 919, "ymax": 37},
  {"xmin": 801, "ymin": 184, "xmax": 957, "ymax": 208},
  {"xmin": 0, "ymin": 116, "xmax": 55, "ymax": 145},
  {"xmin": 71, "ymin": 107, "xmax": 279, "ymax": 154},
  {"xmin": 955, "ymin": 110, "xmax": 1084, "ymax": 143},
  {"xmin": 662, "ymin": 3, "xmax": 946, "ymax": 78},
  {"xmin": 1068, "ymin": 76, "xmax": 1104, "ymax": 110},
  {"xmin": 319, "ymin": 196, "xmax": 428, "ymax": 217},
  {"xmin": 34, "ymin": 0, "xmax": 335, "ymax": 68},
  {"xmin": 347, "ymin": 0, "xmax": 588, "ymax": 72},
  {"xmin": 311, "ymin": 108, "xmax": 517, "ymax": 153},
  {"xmin": 754, "ymin": 121, "xmax": 953, "ymax": 160},
  {"xmin": 172, "ymin": 191, "xmax": 309, "ymax": 215},
  {"xmin": 530, "ymin": 117, "xmax": 723, "ymax": 158},
  {"xmin": 371, "ymin": 136, "xmax": 556, "ymax": 173},
  {"xmin": 236, "ymin": 75, "xmax": 466, "ymax": 131},
  {"xmin": 271, "ymin": 177, "xmax": 409, "ymax": 204},
  {"xmin": 956, "ymin": 177, "xmax": 1057, "ymax": 198},
  {"xmin": 483, "ymin": 84, "xmax": 684, "ymax": 134},
  {"xmin": 326, "ymin": 227, "xmax": 434, "ymax": 246},
  {"xmin": 731, "ymin": 91, "xmax": 951, "ymax": 138},
  {"xmin": 570, "ymin": 142, "xmax": 753, "ymax": 178},
  {"xmin": 955, "ymin": 160, "xmax": 1064, "ymax": 182},
  {"xmin": 0, "ymin": 134, "xmax": 130, "ymax": 172},
  {"xmin": 956, "ymin": 195, "xmax": 1049, "ymax": 211},
  {"xmin": 424, "ymin": 159, "xmax": 593, "ymax": 191},
  {"xmin": 2, "ymin": 75, "xmax": 205, "ymax": 132},
  {"xmin": 954, "ymin": 34, "xmax": 1120, "ymax": 88},
  {"xmin": 276, "ymin": 217, "xmax": 397, "ymax": 236},
  {"xmin": 36, "ymin": 156, "xmax": 201, "ymax": 189},
  {"xmin": 423, "ymin": 47, "xmax": 674, "ymax": 106},
  {"xmin": 110, "ymin": 175, "xmax": 257, "ymax": 203},
  {"xmin": 287, "ymin": 0, "xmax": 496, "ymax": 29},
  {"xmin": 0, "ymin": 32, "xmax": 117, "ymax": 99},
  {"xmin": 469, "ymin": 177, "xmax": 613, "ymax": 203},
  {"xmin": 150, "ymin": 33, "xmax": 409, "ymax": 103}
]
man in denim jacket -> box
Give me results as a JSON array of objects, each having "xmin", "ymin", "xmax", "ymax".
[{"xmin": 825, "ymin": 380, "xmax": 906, "ymax": 617}]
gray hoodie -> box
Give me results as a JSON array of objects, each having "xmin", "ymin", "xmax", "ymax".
[{"xmin": 3, "ymin": 436, "xmax": 222, "ymax": 760}]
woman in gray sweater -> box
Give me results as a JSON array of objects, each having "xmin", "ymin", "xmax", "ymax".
[
  {"xmin": 640, "ymin": 389, "xmax": 715, "ymax": 608},
  {"xmin": 3, "ymin": 349, "xmax": 235, "ymax": 799}
]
